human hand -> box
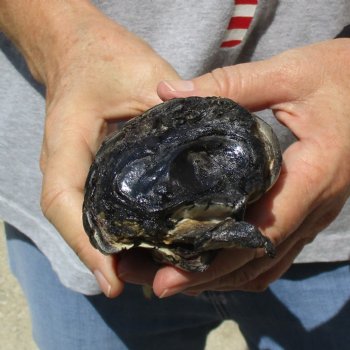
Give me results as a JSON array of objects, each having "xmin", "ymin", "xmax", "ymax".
[
  {"xmin": 119, "ymin": 39, "xmax": 350, "ymax": 297},
  {"xmin": 19, "ymin": 4, "xmax": 179, "ymax": 297}
]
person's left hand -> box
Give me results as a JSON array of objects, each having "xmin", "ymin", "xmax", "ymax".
[{"xmin": 118, "ymin": 39, "xmax": 350, "ymax": 297}]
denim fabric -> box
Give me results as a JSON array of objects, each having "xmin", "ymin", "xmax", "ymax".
[{"xmin": 5, "ymin": 224, "xmax": 350, "ymax": 350}]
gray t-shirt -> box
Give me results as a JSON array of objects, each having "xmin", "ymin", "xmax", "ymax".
[{"xmin": 1, "ymin": 0, "xmax": 349, "ymax": 294}]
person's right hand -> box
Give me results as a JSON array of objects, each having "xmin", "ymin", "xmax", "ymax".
[{"xmin": 31, "ymin": 3, "xmax": 180, "ymax": 297}]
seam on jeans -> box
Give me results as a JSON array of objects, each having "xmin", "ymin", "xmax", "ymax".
[{"xmin": 205, "ymin": 291, "xmax": 230, "ymax": 319}]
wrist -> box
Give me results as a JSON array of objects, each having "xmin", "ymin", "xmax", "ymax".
[{"xmin": 0, "ymin": 0, "xmax": 98, "ymax": 84}]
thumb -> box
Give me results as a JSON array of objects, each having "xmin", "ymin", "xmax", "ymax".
[
  {"xmin": 157, "ymin": 54, "xmax": 305, "ymax": 111},
  {"xmin": 42, "ymin": 184, "xmax": 124, "ymax": 298},
  {"xmin": 41, "ymin": 131, "xmax": 124, "ymax": 298}
]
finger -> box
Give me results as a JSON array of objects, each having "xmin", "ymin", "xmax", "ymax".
[
  {"xmin": 152, "ymin": 248, "xmax": 255, "ymax": 298},
  {"xmin": 117, "ymin": 249, "xmax": 159, "ymax": 286},
  {"xmin": 182, "ymin": 230, "xmax": 299, "ymax": 294},
  {"xmin": 183, "ymin": 196, "xmax": 342, "ymax": 294},
  {"xmin": 236, "ymin": 241, "xmax": 305, "ymax": 292},
  {"xmin": 241, "ymin": 196, "xmax": 344, "ymax": 290},
  {"xmin": 152, "ymin": 153, "xmax": 328, "ymax": 299},
  {"xmin": 41, "ymin": 126, "xmax": 124, "ymax": 298},
  {"xmin": 246, "ymin": 138, "xmax": 331, "ymax": 247},
  {"xmin": 185, "ymin": 241, "xmax": 305, "ymax": 294},
  {"xmin": 151, "ymin": 141, "xmax": 342, "ymax": 297},
  {"xmin": 157, "ymin": 50, "xmax": 319, "ymax": 111},
  {"xmin": 42, "ymin": 182, "xmax": 123, "ymax": 297}
]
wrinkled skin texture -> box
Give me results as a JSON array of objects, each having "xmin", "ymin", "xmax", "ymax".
[
  {"xmin": 118, "ymin": 39, "xmax": 350, "ymax": 298},
  {"xmin": 83, "ymin": 97, "xmax": 281, "ymax": 272}
]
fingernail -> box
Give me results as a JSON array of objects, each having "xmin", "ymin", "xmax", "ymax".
[
  {"xmin": 94, "ymin": 270, "xmax": 112, "ymax": 297},
  {"xmin": 159, "ymin": 287, "xmax": 185, "ymax": 299},
  {"xmin": 162, "ymin": 80, "xmax": 194, "ymax": 92}
]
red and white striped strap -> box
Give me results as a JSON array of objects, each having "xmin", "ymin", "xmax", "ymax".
[{"xmin": 221, "ymin": 0, "xmax": 259, "ymax": 48}]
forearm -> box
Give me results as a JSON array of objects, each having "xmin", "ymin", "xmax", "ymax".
[{"xmin": 0, "ymin": 0, "xmax": 97, "ymax": 83}]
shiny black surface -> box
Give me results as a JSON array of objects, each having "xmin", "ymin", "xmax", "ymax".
[{"xmin": 83, "ymin": 97, "xmax": 281, "ymax": 271}]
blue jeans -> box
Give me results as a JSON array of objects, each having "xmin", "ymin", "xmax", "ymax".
[{"xmin": 5, "ymin": 223, "xmax": 350, "ymax": 350}]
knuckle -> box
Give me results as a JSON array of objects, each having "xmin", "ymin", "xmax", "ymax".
[
  {"xmin": 316, "ymin": 207, "xmax": 342, "ymax": 231},
  {"xmin": 235, "ymin": 267, "xmax": 258, "ymax": 286},
  {"xmin": 40, "ymin": 187, "xmax": 70, "ymax": 220},
  {"xmin": 271, "ymin": 50, "xmax": 317, "ymax": 100},
  {"xmin": 40, "ymin": 191, "xmax": 51, "ymax": 218},
  {"xmin": 205, "ymin": 263, "xmax": 224, "ymax": 283},
  {"xmin": 250, "ymin": 280, "xmax": 270, "ymax": 292},
  {"xmin": 275, "ymin": 51, "xmax": 306, "ymax": 82},
  {"xmin": 209, "ymin": 66, "xmax": 240, "ymax": 98}
]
